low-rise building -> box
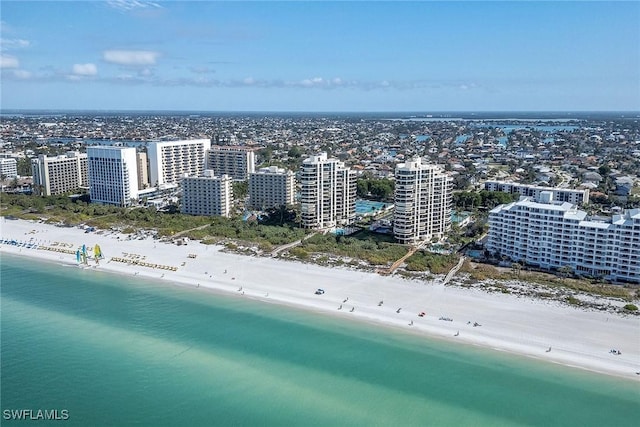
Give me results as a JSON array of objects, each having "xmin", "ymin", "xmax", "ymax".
[{"xmin": 484, "ymin": 181, "xmax": 589, "ymax": 205}]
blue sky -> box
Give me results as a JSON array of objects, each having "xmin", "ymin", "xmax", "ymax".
[{"xmin": 1, "ymin": 1, "xmax": 639, "ymax": 112}]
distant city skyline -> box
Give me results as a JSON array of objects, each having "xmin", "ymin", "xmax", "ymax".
[{"xmin": 1, "ymin": 1, "xmax": 639, "ymax": 112}]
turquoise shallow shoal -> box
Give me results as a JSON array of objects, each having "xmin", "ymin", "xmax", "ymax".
[{"xmin": 2, "ymin": 254, "xmax": 639, "ymax": 426}]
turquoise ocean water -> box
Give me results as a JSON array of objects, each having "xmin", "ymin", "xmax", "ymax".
[{"xmin": 2, "ymin": 254, "xmax": 639, "ymax": 426}]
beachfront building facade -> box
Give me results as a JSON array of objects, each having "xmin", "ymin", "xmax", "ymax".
[
  {"xmin": 148, "ymin": 139, "xmax": 211, "ymax": 187},
  {"xmin": 393, "ymin": 157, "xmax": 453, "ymax": 244},
  {"xmin": 31, "ymin": 152, "xmax": 88, "ymax": 196},
  {"xmin": 299, "ymin": 153, "xmax": 357, "ymax": 229},
  {"xmin": 487, "ymin": 192, "xmax": 640, "ymax": 283},
  {"xmin": 248, "ymin": 166, "xmax": 295, "ymax": 210},
  {"xmin": 136, "ymin": 151, "xmax": 150, "ymax": 189},
  {"xmin": 484, "ymin": 181, "xmax": 589, "ymax": 205},
  {"xmin": 181, "ymin": 170, "xmax": 233, "ymax": 217},
  {"xmin": 87, "ymin": 146, "xmax": 139, "ymax": 207},
  {"xmin": 205, "ymin": 146, "xmax": 256, "ymax": 181},
  {"xmin": 1, "ymin": 158, "xmax": 18, "ymax": 178}
]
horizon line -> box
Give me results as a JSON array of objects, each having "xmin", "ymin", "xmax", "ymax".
[{"xmin": 2, "ymin": 109, "xmax": 639, "ymax": 114}]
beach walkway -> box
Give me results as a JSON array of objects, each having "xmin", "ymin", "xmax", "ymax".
[
  {"xmin": 377, "ymin": 245, "xmax": 419, "ymax": 276},
  {"xmin": 441, "ymin": 256, "xmax": 465, "ymax": 285},
  {"xmin": 171, "ymin": 224, "xmax": 211, "ymax": 239},
  {"xmin": 270, "ymin": 232, "xmax": 317, "ymax": 257}
]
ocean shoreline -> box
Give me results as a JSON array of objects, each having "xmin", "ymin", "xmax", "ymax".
[{"xmin": 2, "ymin": 217, "xmax": 639, "ymax": 380}]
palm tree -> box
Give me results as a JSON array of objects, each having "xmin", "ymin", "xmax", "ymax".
[{"xmin": 511, "ymin": 262, "xmax": 522, "ymax": 278}]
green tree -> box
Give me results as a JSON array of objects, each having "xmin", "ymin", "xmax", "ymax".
[
  {"xmin": 17, "ymin": 157, "xmax": 32, "ymax": 176},
  {"xmin": 598, "ymin": 165, "xmax": 611, "ymax": 177},
  {"xmin": 356, "ymin": 179, "xmax": 369, "ymax": 198},
  {"xmin": 287, "ymin": 146, "xmax": 302, "ymax": 158},
  {"xmin": 233, "ymin": 181, "xmax": 248, "ymax": 199}
]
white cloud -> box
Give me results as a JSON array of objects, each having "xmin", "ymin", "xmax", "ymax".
[
  {"xmin": 243, "ymin": 77, "xmax": 255, "ymax": 85},
  {"xmin": 72, "ymin": 63, "xmax": 98, "ymax": 76},
  {"xmin": 141, "ymin": 68, "xmax": 154, "ymax": 76},
  {"xmin": 103, "ymin": 50, "xmax": 159, "ymax": 66},
  {"xmin": 0, "ymin": 21, "xmax": 11, "ymax": 34},
  {"xmin": 0, "ymin": 54, "xmax": 19, "ymax": 68},
  {"xmin": 0, "ymin": 38, "xmax": 30, "ymax": 51},
  {"xmin": 12, "ymin": 69, "xmax": 31, "ymax": 79},
  {"xmin": 106, "ymin": 1, "xmax": 163, "ymax": 12},
  {"xmin": 300, "ymin": 77, "xmax": 325, "ymax": 87}
]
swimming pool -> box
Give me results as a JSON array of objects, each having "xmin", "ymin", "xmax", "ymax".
[{"xmin": 355, "ymin": 199, "xmax": 389, "ymax": 215}]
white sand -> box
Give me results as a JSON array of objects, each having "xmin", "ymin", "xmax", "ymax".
[{"xmin": 2, "ymin": 217, "xmax": 639, "ymax": 380}]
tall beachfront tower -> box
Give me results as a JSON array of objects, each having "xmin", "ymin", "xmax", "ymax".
[
  {"xmin": 31, "ymin": 152, "xmax": 88, "ymax": 196},
  {"xmin": 205, "ymin": 146, "xmax": 256, "ymax": 181},
  {"xmin": 87, "ymin": 146, "xmax": 139, "ymax": 207},
  {"xmin": 147, "ymin": 139, "xmax": 211, "ymax": 186},
  {"xmin": 248, "ymin": 166, "xmax": 295, "ymax": 210},
  {"xmin": 136, "ymin": 151, "xmax": 150, "ymax": 190},
  {"xmin": 393, "ymin": 157, "xmax": 453, "ymax": 244},
  {"xmin": 299, "ymin": 153, "xmax": 357, "ymax": 229},
  {"xmin": 181, "ymin": 170, "xmax": 233, "ymax": 217}
]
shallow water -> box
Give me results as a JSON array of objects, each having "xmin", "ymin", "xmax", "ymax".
[{"xmin": 2, "ymin": 254, "xmax": 638, "ymax": 426}]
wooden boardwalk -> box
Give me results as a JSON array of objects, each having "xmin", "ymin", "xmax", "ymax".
[{"xmin": 377, "ymin": 245, "xmax": 420, "ymax": 276}]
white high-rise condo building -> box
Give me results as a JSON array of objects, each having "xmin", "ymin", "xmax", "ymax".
[
  {"xmin": 484, "ymin": 181, "xmax": 589, "ymax": 205},
  {"xmin": 148, "ymin": 139, "xmax": 211, "ymax": 186},
  {"xmin": 87, "ymin": 146, "xmax": 139, "ymax": 207},
  {"xmin": 394, "ymin": 157, "xmax": 453, "ymax": 244},
  {"xmin": 248, "ymin": 166, "xmax": 295, "ymax": 210},
  {"xmin": 206, "ymin": 146, "xmax": 256, "ymax": 181},
  {"xmin": 1, "ymin": 158, "xmax": 18, "ymax": 179},
  {"xmin": 299, "ymin": 153, "xmax": 356, "ymax": 229},
  {"xmin": 487, "ymin": 192, "xmax": 640, "ymax": 283},
  {"xmin": 31, "ymin": 152, "xmax": 88, "ymax": 196},
  {"xmin": 181, "ymin": 170, "xmax": 233, "ymax": 217}
]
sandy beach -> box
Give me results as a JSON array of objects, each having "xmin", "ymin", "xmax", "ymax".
[{"xmin": 2, "ymin": 217, "xmax": 639, "ymax": 380}]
